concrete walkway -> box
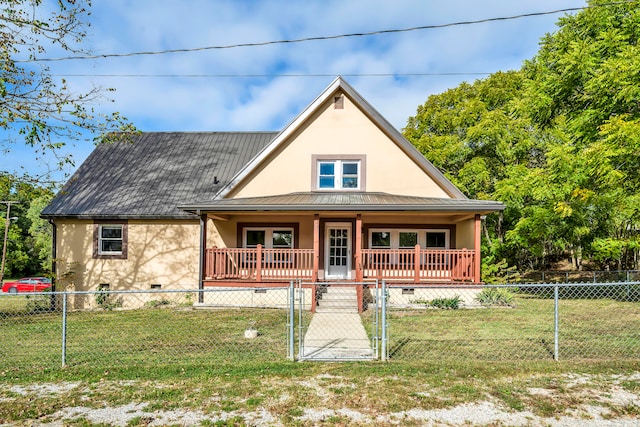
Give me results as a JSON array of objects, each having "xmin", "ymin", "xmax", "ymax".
[{"xmin": 300, "ymin": 312, "xmax": 374, "ymax": 360}]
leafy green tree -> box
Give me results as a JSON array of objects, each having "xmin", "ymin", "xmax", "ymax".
[
  {"xmin": 1, "ymin": 174, "xmax": 54, "ymax": 278},
  {"xmin": 404, "ymin": 71, "xmax": 546, "ymax": 271},
  {"xmin": 405, "ymin": 0, "xmax": 640, "ymax": 273},
  {"xmin": 518, "ymin": 0, "xmax": 640, "ymax": 270},
  {"xmin": 1, "ymin": 0, "xmax": 135, "ymax": 181}
]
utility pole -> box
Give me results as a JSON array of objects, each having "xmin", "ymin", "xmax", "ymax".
[{"xmin": 1, "ymin": 201, "xmax": 20, "ymax": 284}]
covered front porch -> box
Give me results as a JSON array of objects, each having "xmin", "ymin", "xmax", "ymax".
[
  {"xmin": 179, "ymin": 192, "xmax": 506, "ymax": 292},
  {"xmin": 200, "ymin": 213, "xmax": 482, "ymax": 285}
]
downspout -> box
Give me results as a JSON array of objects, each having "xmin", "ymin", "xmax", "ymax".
[
  {"xmin": 198, "ymin": 212, "xmax": 205, "ymax": 304},
  {"xmin": 48, "ymin": 219, "xmax": 57, "ymax": 287},
  {"xmin": 48, "ymin": 218, "xmax": 57, "ymax": 310}
]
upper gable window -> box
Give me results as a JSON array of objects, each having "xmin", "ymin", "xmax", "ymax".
[
  {"xmin": 314, "ymin": 158, "xmax": 365, "ymax": 191},
  {"xmin": 318, "ymin": 160, "xmax": 360, "ymax": 189}
]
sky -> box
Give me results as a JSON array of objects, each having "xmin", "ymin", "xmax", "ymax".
[{"xmin": 2, "ymin": 0, "xmax": 588, "ymax": 184}]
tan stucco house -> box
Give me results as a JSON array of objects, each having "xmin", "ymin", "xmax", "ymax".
[{"xmin": 42, "ymin": 77, "xmax": 504, "ymax": 309}]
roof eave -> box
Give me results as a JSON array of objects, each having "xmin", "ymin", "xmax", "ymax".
[
  {"xmin": 41, "ymin": 214, "xmax": 199, "ymax": 220},
  {"xmin": 178, "ymin": 203, "xmax": 505, "ymax": 214}
]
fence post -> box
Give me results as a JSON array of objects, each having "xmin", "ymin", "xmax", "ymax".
[
  {"xmin": 554, "ymin": 284, "xmax": 559, "ymax": 361},
  {"xmin": 297, "ymin": 281, "xmax": 304, "ymax": 359},
  {"xmin": 374, "ymin": 281, "xmax": 380, "ymax": 359},
  {"xmin": 61, "ymin": 292, "xmax": 68, "ymax": 367},
  {"xmin": 288, "ymin": 281, "xmax": 295, "ymax": 361},
  {"xmin": 381, "ymin": 280, "xmax": 387, "ymax": 361}
]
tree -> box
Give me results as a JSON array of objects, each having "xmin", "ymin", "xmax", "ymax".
[
  {"xmin": 517, "ymin": 0, "xmax": 640, "ymax": 270},
  {"xmin": 0, "ymin": 174, "xmax": 54, "ymax": 277},
  {"xmin": 404, "ymin": 71, "xmax": 547, "ymax": 270},
  {"xmin": 1, "ymin": 0, "xmax": 135, "ymax": 182},
  {"xmin": 2, "ymin": 176, "xmax": 53, "ymax": 275},
  {"xmin": 404, "ymin": 0, "xmax": 640, "ymax": 272}
]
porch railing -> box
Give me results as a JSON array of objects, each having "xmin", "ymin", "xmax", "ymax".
[
  {"xmin": 360, "ymin": 247, "xmax": 476, "ymax": 282},
  {"xmin": 205, "ymin": 246, "xmax": 314, "ymax": 280},
  {"xmin": 206, "ymin": 246, "xmax": 477, "ymax": 283}
]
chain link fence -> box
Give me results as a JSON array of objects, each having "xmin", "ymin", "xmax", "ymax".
[
  {"xmin": 1, "ymin": 282, "xmax": 639, "ymax": 368},
  {"xmin": 383, "ymin": 282, "xmax": 640, "ymax": 361},
  {"xmin": 510, "ymin": 269, "xmax": 640, "ymax": 283},
  {"xmin": 0, "ymin": 287, "xmax": 295, "ymax": 368}
]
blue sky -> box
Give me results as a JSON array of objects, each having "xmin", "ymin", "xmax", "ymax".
[{"xmin": 2, "ymin": 0, "xmax": 587, "ymax": 184}]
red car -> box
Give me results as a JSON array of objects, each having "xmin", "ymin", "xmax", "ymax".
[{"xmin": 2, "ymin": 277, "xmax": 52, "ymax": 293}]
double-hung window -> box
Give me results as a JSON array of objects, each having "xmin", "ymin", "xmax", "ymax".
[
  {"xmin": 94, "ymin": 221, "xmax": 127, "ymax": 259},
  {"xmin": 317, "ymin": 160, "xmax": 361, "ymax": 190},
  {"xmin": 99, "ymin": 225, "xmax": 124, "ymax": 255}
]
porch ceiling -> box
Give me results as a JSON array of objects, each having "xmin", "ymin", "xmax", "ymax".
[{"xmin": 179, "ymin": 192, "xmax": 504, "ymax": 215}]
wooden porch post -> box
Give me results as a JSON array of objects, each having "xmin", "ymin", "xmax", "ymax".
[
  {"xmin": 198, "ymin": 214, "xmax": 207, "ymax": 303},
  {"xmin": 313, "ymin": 214, "xmax": 319, "ymax": 282},
  {"xmin": 256, "ymin": 244, "xmax": 262, "ymax": 282},
  {"xmin": 414, "ymin": 244, "xmax": 421, "ymax": 283},
  {"xmin": 355, "ymin": 214, "xmax": 362, "ymax": 282},
  {"xmin": 474, "ymin": 214, "xmax": 481, "ymax": 283}
]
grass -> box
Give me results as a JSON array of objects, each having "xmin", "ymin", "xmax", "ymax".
[
  {"xmin": 1, "ymin": 360, "xmax": 639, "ymax": 425},
  {"xmin": 386, "ymin": 295, "xmax": 640, "ymax": 360},
  {"xmin": 0, "ymin": 292, "xmax": 639, "ymax": 424},
  {"xmin": 1, "ymin": 293, "xmax": 639, "ymax": 369}
]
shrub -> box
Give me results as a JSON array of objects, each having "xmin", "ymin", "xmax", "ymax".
[
  {"xmin": 145, "ymin": 299, "xmax": 171, "ymax": 308},
  {"xmin": 413, "ymin": 295, "xmax": 463, "ymax": 309},
  {"xmin": 95, "ymin": 286, "xmax": 123, "ymax": 310},
  {"xmin": 476, "ymin": 288, "xmax": 516, "ymax": 306}
]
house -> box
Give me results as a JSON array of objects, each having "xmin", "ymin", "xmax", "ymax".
[{"xmin": 41, "ymin": 77, "xmax": 504, "ymax": 310}]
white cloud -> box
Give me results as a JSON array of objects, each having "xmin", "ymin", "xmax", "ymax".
[{"xmin": 5, "ymin": 0, "xmax": 588, "ymax": 179}]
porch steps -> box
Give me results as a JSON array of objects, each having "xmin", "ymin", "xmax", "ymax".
[{"xmin": 316, "ymin": 285, "xmax": 358, "ymax": 313}]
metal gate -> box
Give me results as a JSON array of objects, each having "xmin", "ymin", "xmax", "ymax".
[{"xmin": 296, "ymin": 281, "xmax": 381, "ymax": 361}]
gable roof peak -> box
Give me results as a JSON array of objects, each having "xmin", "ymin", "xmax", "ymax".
[{"xmin": 215, "ymin": 77, "xmax": 467, "ymax": 200}]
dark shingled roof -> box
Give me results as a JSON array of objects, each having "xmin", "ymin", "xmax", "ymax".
[
  {"xmin": 41, "ymin": 132, "xmax": 277, "ymax": 219},
  {"xmin": 180, "ymin": 192, "xmax": 505, "ymax": 214}
]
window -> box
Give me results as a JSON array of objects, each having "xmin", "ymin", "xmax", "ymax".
[
  {"xmin": 368, "ymin": 229, "xmax": 450, "ymax": 249},
  {"xmin": 93, "ymin": 221, "xmax": 127, "ymax": 259},
  {"xmin": 99, "ymin": 225, "xmax": 123, "ymax": 255},
  {"xmin": 243, "ymin": 228, "xmax": 293, "ymax": 249},
  {"xmin": 399, "ymin": 232, "xmax": 418, "ymax": 248},
  {"xmin": 318, "ymin": 162, "xmax": 336, "ymax": 189},
  {"xmin": 426, "ymin": 231, "xmax": 447, "ymax": 248},
  {"xmin": 317, "ymin": 160, "xmax": 360, "ymax": 189},
  {"xmin": 371, "ymin": 231, "xmax": 391, "ymax": 248},
  {"xmin": 312, "ymin": 155, "xmax": 366, "ymax": 191}
]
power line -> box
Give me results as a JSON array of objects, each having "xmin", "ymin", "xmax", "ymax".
[
  {"xmin": 15, "ymin": 2, "xmax": 633, "ymax": 63},
  {"xmin": 52, "ymin": 72, "xmax": 493, "ymax": 78}
]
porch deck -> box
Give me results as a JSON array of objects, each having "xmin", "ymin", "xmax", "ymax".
[{"xmin": 204, "ymin": 246, "xmax": 477, "ymax": 283}]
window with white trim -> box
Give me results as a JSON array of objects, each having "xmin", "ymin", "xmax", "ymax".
[
  {"xmin": 243, "ymin": 228, "xmax": 293, "ymax": 249},
  {"xmin": 98, "ymin": 225, "xmax": 124, "ymax": 255},
  {"xmin": 317, "ymin": 160, "xmax": 360, "ymax": 190},
  {"xmin": 368, "ymin": 229, "xmax": 449, "ymax": 249}
]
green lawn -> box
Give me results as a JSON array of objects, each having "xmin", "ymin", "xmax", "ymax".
[
  {"xmin": 1, "ymin": 293, "xmax": 638, "ymax": 372},
  {"xmin": 386, "ymin": 296, "xmax": 640, "ymax": 361},
  {"xmin": 0, "ymin": 293, "xmax": 639, "ymax": 425}
]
